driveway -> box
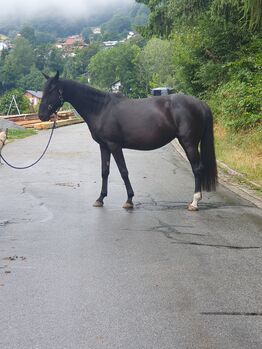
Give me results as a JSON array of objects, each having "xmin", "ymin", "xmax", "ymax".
[{"xmin": 0, "ymin": 124, "xmax": 261, "ymax": 349}]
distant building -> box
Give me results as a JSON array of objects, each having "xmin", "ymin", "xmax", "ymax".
[
  {"xmin": 24, "ymin": 90, "xmax": 43, "ymax": 107},
  {"xmin": 127, "ymin": 31, "xmax": 135, "ymax": 40},
  {"xmin": 0, "ymin": 42, "xmax": 8, "ymax": 51},
  {"xmin": 151, "ymin": 87, "xmax": 174, "ymax": 96},
  {"xmin": 91, "ymin": 27, "xmax": 101, "ymax": 35},
  {"xmin": 103, "ymin": 40, "xmax": 119, "ymax": 48},
  {"xmin": 63, "ymin": 35, "xmax": 84, "ymax": 47},
  {"xmin": 110, "ymin": 80, "xmax": 122, "ymax": 93},
  {"xmin": 56, "ymin": 35, "xmax": 86, "ymax": 51}
]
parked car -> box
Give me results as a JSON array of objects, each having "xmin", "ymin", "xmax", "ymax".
[{"xmin": 151, "ymin": 87, "xmax": 174, "ymax": 96}]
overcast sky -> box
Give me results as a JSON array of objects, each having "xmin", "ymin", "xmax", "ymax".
[{"xmin": 0, "ymin": 0, "xmax": 134, "ymax": 19}]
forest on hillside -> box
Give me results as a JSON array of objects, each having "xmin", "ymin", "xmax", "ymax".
[
  {"xmin": 0, "ymin": 2, "xmax": 148, "ymax": 113},
  {"xmin": 135, "ymin": 0, "xmax": 262, "ymax": 132}
]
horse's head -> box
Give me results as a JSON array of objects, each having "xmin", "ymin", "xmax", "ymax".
[{"xmin": 38, "ymin": 71, "xmax": 64, "ymax": 121}]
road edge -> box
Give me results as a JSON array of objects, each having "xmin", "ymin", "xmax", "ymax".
[{"xmin": 171, "ymin": 139, "xmax": 262, "ymax": 209}]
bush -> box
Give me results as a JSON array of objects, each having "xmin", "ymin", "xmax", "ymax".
[
  {"xmin": 212, "ymin": 80, "xmax": 261, "ymax": 129},
  {"xmin": 208, "ymin": 45, "xmax": 262, "ymax": 130}
]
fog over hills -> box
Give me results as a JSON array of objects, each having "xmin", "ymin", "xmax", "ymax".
[
  {"xmin": 1, "ymin": 0, "xmax": 134, "ymax": 20},
  {"xmin": 0, "ymin": 0, "xmax": 137, "ymax": 35}
]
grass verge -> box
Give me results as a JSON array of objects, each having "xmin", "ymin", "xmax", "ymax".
[
  {"xmin": 7, "ymin": 128, "xmax": 37, "ymax": 141},
  {"xmin": 214, "ymin": 123, "xmax": 262, "ymax": 196}
]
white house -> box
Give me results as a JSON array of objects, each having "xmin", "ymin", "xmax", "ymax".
[
  {"xmin": 0, "ymin": 42, "xmax": 8, "ymax": 51},
  {"xmin": 24, "ymin": 90, "xmax": 43, "ymax": 106},
  {"xmin": 110, "ymin": 80, "xmax": 122, "ymax": 93}
]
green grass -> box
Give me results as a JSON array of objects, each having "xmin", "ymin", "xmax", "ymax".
[
  {"xmin": 214, "ymin": 123, "xmax": 262, "ymax": 196},
  {"xmin": 7, "ymin": 128, "xmax": 37, "ymax": 140}
]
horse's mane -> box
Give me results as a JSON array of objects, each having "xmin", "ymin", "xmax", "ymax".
[{"xmin": 62, "ymin": 79, "xmax": 111, "ymax": 113}]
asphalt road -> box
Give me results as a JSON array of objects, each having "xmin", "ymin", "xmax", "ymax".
[{"xmin": 0, "ymin": 124, "xmax": 262, "ymax": 349}]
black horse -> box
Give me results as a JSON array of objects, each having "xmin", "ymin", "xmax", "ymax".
[{"xmin": 39, "ymin": 71, "xmax": 217, "ymax": 211}]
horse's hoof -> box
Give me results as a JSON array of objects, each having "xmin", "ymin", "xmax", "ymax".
[
  {"xmin": 93, "ymin": 200, "xmax": 104, "ymax": 207},
  {"xmin": 187, "ymin": 203, "xmax": 199, "ymax": 211},
  {"xmin": 123, "ymin": 202, "xmax": 134, "ymax": 209}
]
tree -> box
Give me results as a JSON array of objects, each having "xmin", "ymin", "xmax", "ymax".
[
  {"xmin": 138, "ymin": 38, "xmax": 175, "ymax": 91},
  {"xmin": 18, "ymin": 66, "xmax": 45, "ymax": 91},
  {"xmin": 63, "ymin": 58, "xmax": 80, "ymax": 80},
  {"xmin": 210, "ymin": 0, "xmax": 262, "ymax": 30},
  {"xmin": 63, "ymin": 44, "xmax": 102, "ymax": 80},
  {"xmin": 0, "ymin": 37, "xmax": 35, "ymax": 90},
  {"xmin": 136, "ymin": 0, "xmax": 262, "ymax": 38},
  {"xmin": 135, "ymin": 0, "xmax": 174, "ymax": 38},
  {"xmin": 20, "ymin": 25, "xmax": 36, "ymax": 46},
  {"xmin": 135, "ymin": 0, "xmax": 262, "ymax": 131},
  {"xmin": 129, "ymin": 3, "xmax": 150, "ymax": 26},
  {"xmin": 81, "ymin": 27, "xmax": 92, "ymax": 44},
  {"xmin": 34, "ymin": 45, "xmax": 49, "ymax": 71},
  {"xmin": 102, "ymin": 15, "xmax": 132, "ymax": 40},
  {"xmin": 45, "ymin": 47, "xmax": 65, "ymax": 74},
  {"xmin": 88, "ymin": 42, "xmax": 145, "ymax": 97},
  {"xmin": 35, "ymin": 31, "xmax": 56, "ymax": 45}
]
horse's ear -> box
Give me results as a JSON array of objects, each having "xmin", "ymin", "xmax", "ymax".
[
  {"xmin": 54, "ymin": 71, "xmax": 60, "ymax": 81},
  {"xmin": 42, "ymin": 72, "xmax": 50, "ymax": 80}
]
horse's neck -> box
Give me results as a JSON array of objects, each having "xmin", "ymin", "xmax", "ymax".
[{"xmin": 61, "ymin": 80, "xmax": 109, "ymax": 121}]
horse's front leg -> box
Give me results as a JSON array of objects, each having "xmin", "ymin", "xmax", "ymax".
[
  {"xmin": 93, "ymin": 144, "xmax": 111, "ymax": 207},
  {"xmin": 110, "ymin": 144, "xmax": 134, "ymax": 209}
]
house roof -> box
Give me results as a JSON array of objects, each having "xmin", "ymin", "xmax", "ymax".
[
  {"xmin": 63, "ymin": 35, "xmax": 83, "ymax": 46},
  {"xmin": 25, "ymin": 90, "xmax": 43, "ymax": 99}
]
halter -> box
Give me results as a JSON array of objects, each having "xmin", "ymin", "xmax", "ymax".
[{"xmin": 48, "ymin": 89, "xmax": 64, "ymax": 114}]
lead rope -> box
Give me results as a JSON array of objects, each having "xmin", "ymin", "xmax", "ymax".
[{"xmin": 0, "ymin": 118, "xmax": 56, "ymax": 170}]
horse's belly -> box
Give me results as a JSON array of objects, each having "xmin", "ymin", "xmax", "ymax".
[{"xmin": 123, "ymin": 132, "xmax": 175, "ymax": 151}]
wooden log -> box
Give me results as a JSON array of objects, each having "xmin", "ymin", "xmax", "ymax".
[{"xmin": 34, "ymin": 118, "xmax": 84, "ymax": 130}]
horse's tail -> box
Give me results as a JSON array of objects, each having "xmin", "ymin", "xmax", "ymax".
[{"xmin": 200, "ymin": 107, "xmax": 218, "ymax": 191}]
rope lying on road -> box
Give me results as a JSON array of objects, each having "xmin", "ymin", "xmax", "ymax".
[{"xmin": 0, "ymin": 120, "xmax": 56, "ymax": 170}]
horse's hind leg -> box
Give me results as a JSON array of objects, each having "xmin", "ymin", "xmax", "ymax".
[
  {"xmin": 179, "ymin": 138, "xmax": 202, "ymax": 211},
  {"xmin": 93, "ymin": 145, "xmax": 111, "ymax": 207},
  {"xmin": 110, "ymin": 144, "xmax": 134, "ymax": 209}
]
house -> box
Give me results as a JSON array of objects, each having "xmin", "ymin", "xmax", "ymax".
[
  {"xmin": 24, "ymin": 90, "xmax": 43, "ymax": 108},
  {"xmin": 103, "ymin": 40, "xmax": 119, "ymax": 48},
  {"xmin": 0, "ymin": 42, "xmax": 8, "ymax": 51},
  {"xmin": 63, "ymin": 35, "xmax": 84, "ymax": 48},
  {"xmin": 127, "ymin": 31, "xmax": 135, "ymax": 40},
  {"xmin": 91, "ymin": 27, "xmax": 101, "ymax": 35},
  {"xmin": 110, "ymin": 80, "xmax": 122, "ymax": 93}
]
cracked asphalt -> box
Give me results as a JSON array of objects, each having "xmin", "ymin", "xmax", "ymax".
[{"xmin": 0, "ymin": 124, "xmax": 262, "ymax": 349}]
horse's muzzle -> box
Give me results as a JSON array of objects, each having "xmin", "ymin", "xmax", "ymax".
[{"xmin": 38, "ymin": 105, "xmax": 51, "ymax": 122}]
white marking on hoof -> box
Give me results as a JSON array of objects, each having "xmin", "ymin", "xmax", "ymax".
[
  {"xmin": 187, "ymin": 203, "xmax": 199, "ymax": 211},
  {"xmin": 93, "ymin": 200, "xmax": 104, "ymax": 207},
  {"xmin": 123, "ymin": 202, "xmax": 134, "ymax": 209},
  {"xmin": 188, "ymin": 192, "xmax": 202, "ymax": 211}
]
